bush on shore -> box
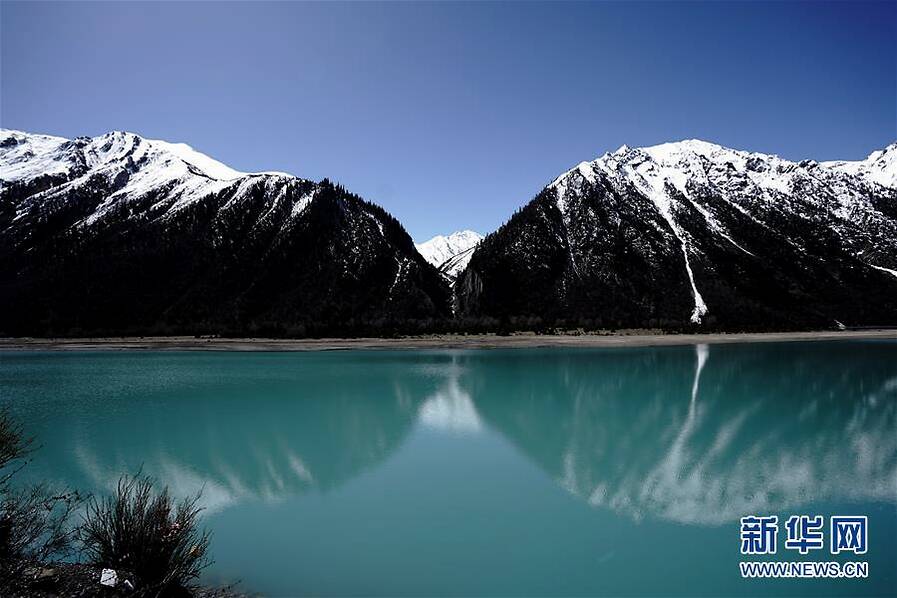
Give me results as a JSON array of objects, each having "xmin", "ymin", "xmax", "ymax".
[
  {"xmin": 0, "ymin": 410, "xmax": 219, "ymax": 598},
  {"xmin": 80, "ymin": 474, "xmax": 211, "ymax": 596}
]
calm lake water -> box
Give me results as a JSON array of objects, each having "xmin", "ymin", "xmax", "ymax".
[{"xmin": 1, "ymin": 341, "xmax": 895, "ymax": 597}]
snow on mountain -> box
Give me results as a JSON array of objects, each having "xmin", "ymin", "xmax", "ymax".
[
  {"xmin": 553, "ymin": 139, "xmax": 897, "ymax": 223},
  {"xmin": 458, "ymin": 139, "xmax": 897, "ymax": 329},
  {"xmin": 416, "ymin": 230, "xmax": 483, "ymax": 279},
  {"xmin": 0, "ymin": 129, "xmax": 303, "ymax": 226},
  {"xmin": 1, "ymin": 129, "xmax": 245, "ymax": 183}
]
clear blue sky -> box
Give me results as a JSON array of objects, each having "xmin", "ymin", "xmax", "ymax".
[{"xmin": 2, "ymin": 1, "xmax": 895, "ymax": 240}]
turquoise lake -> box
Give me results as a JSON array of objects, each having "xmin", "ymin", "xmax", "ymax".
[{"xmin": 1, "ymin": 341, "xmax": 895, "ymax": 596}]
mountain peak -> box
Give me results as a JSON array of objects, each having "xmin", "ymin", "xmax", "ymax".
[
  {"xmin": 646, "ymin": 138, "xmax": 728, "ymax": 155},
  {"xmin": 0, "ymin": 129, "xmax": 300, "ymax": 187},
  {"xmin": 551, "ymin": 138, "xmax": 897, "ymax": 205},
  {"xmin": 416, "ymin": 230, "xmax": 484, "ymax": 279},
  {"xmin": 0, "ymin": 129, "xmax": 315, "ymax": 227}
]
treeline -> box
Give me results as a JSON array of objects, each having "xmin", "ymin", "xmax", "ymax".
[{"xmin": 3, "ymin": 313, "xmax": 841, "ymax": 340}]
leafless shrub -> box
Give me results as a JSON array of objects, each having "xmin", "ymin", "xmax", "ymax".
[{"xmin": 79, "ymin": 474, "xmax": 212, "ymax": 596}]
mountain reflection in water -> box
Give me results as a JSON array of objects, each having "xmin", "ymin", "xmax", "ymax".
[
  {"xmin": 466, "ymin": 342, "xmax": 897, "ymax": 524},
  {"xmin": 2, "ymin": 343, "xmax": 894, "ymax": 528}
]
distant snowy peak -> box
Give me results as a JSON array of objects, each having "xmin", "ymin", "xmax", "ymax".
[
  {"xmin": 416, "ymin": 230, "xmax": 483, "ymax": 278},
  {"xmin": 417, "ymin": 230, "xmax": 483, "ymax": 265}
]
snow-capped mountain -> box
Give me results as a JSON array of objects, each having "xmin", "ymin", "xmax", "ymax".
[
  {"xmin": 457, "ymin": 140, "xmax": 897, "ymax": 329},
  {"xmin": 0, "ymin": 129, "xmax": 451, "ymax": 335},
  {"xmin": 415, "ymin": 230, "xmax": 483, "ymax": 280},
  {"xmin": 5, "ymin": 129, "xmax": 896, "ymax": 334}
]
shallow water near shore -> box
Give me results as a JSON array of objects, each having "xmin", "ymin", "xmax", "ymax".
[{"xmin": 1, "ymin": 341, "xmax": 895, "ymax": 596}]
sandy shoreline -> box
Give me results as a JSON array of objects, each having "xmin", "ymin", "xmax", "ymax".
[{"xmin": 0, "ymin": 329, "xmax": 895, "ymax": 352}]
